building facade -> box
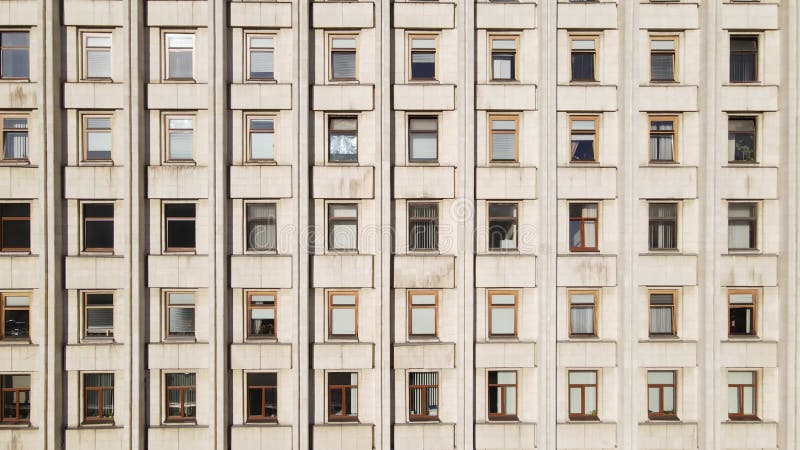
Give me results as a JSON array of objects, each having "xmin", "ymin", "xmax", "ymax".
[{"xmin": 0, "ymin": 0, "xmax": 799, "ymax": 449}]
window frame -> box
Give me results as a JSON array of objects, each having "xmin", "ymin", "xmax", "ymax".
[
  {"xmin": 246, "ymin": 372, "xmax": 278, "ymax": 423},
  {"xmin": 648, "ymin": 202, "xmax": 678, "ymax": 251},
  {"xmin": 0, "ymin": 203, "xmax": 31, "ymax": 252},
  {"xmin": 407, "ymin": 115, "xmax": 439, "ymax": 164},
  {"xmin": 487, "ymin": 370, "xmax": 518, "ymax": 421},
  {"xmin": 163, "ymin": 114, "xmax": 195, "ymax": 163},
  {"xmin": 568, "ymin": 290, "xmax": 598, "ymax": 338},
  {"xmin": 327, "ymin": 115, "xmax": 358, "ymax": 164},
  {"xmin": 489, "ymin": 114, "xmax": 519, "ymax": 163},
  {"xmin": 727, "ymin": 202, "xmax": 758, "ymax": 251},
  {"xmin": 648, "ymin": 115, "xmax": 678, "ymax": 163},
  {"xmin": 0, "ymin": 374, "xmax": 30, "ymax": 424},
  {"xmin": 245, "ymin": 33, "xmax": 276, "ymax": 82},
  {"xmin": 729, "ymin": 35, "xmax": 759, "ymax": 84},
  {"xmin": 245, "ymin": 114, "xmax": 276, "ymax": 163},
  {"xmin": 81, "ymin": 113, "xmax": 113, "ymax": 163},
  {"xmin": 244, "ymin": 202, "xmax": 277, "ymax": 253},
  {"xmin": 82, "ymin": 372, "xmax": 114, "ymax": 424},
  {"xmin": 728, "ymin": 370, "xmax": 758, "ymax": 420},
  {"xmin": 164, "ymin": 372, "xmax": 197, "ymax": 423},
  {"xmin": 82, "ymin": 291, "xmax": 114, "ymax": 340},
  {"xmin": 246, "ymin": 291, "xmax": 277, "ymax": 340},
  {"xmin": 81, "ymin": 31, "xmax": 112, "ymax": 81},
  {"xmin": 328, "ymin": 34, "xmax": 358, "ymax": 82},
  {"xmin": 327, "ymin": 372, "xmax": 358, "ymax": 422},
  {"xmin": 163, "ymin": 32, "xmax": 195, "ymax": 82},
  {"xmin": 569, "ymin": 115, "xmax": 599, "ymax": 163},
  {"xmin": 407, "ymin": 290, "xmax": 439, "ymax": 339},
  {"xmin": 569, "ymin": 202, "xmax": 599, "ymax": 252},
  {"xmin": 0, "ymin": 113, "xmax": 29, "ymax": 163},
  {"xmin": 649, "ymin": 36, "xmax": 678, "ymax": 83},
  {"xmin": 728, "ymin": 116, "xmax": 758, "ymax": 163},
  {"xmin": 408, "ymin": 202, "xmax": 439, "ymax": 252},
  {"xmin": 0, "ymin": 30, "xmax": 30, "ymax": 81},
  {"xmin": 728, "ymin": 289, "xmax": 757, "ymax": 338},
  {"xmin": 408, "ymin": 371, "xmax": 439, "ymax": 422},
  {"xmin": 408, "ymin": 34, "xmax": 439, "ymax": 82},
  {"xmin": 0, "ymin": 291, "xmax": 31, "ymax": 341},
  {"xmin": 568, "ymin": 370, "xmax": 599, "ymax": 421},
  {"xmin": 487, "ymin": 290, "xmax": 518, "ymax": 338},
  {"xmin": 164, "ymin": 291, "xmax": 196, "ymax": 339},
  {"xmin": 81, "ymin": 202, "xmax": 115, "ymax": 253},
  {"xmin": 569, "ymin": 35, "xmax": 599, "ymax": 83},
  {"xmin": 163, "ymin": 202, "xmax": 196, "ymax": 253},
  {"xmin": 647, "ymin": 370, "xmax": 677, "ymax": 420},
  {"xmin": 327, "ymin": 290, "xmax": 358, "ymax": 340},
  {"xmin": 488, "ymin": 34, "xmax": 519, "ymax": 82},
  {"xmin": 327, "ymin": 203, "xmax": 358, "ymax": 252},
  {"xmin": 648, "ymin": 290, "xmax": 677, "ymax": 338},
  {"xmin": 487, "ymin": 202, "xmax": 519, "ymax": 251}
]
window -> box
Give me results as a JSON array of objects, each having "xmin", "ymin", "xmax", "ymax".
[
  {"xmin": 408, "ymin": 116, "xmax": 438, "ymax": 162},
  {"xmin": 728, "ymin": 117, "xmax": 756, "ymax": 163},
  {"xmin": 728, "ymin": 371, "xmax": 757, "ymax": 420},
  {"xmin": 0, "ymin": 32, "xmax": 29, "ymax": 79},
  {"xmin": 488, "ymin": 203, "xmax": 518, "ymax": 251},
  {"xmin": 247, "ymin": 35, "xmax": 274, "ymax": 80},
  {"xmin": 328, "ymin": 116, "xmax": 357, "ymax": 163},
  {"xmin": 649, "ymin": 291, "xmax": 676, "ymax": 337},
  {"xmin": 165, "ymin": 33, "xmax": 194, "ymax": 80},
  {"xmin": 729, "ymin": 290, "xmax": 756, "ymax": 337},
  {"xmin": 82, "ymin": 32, "xmax": 111, "ymax": 79},
  {"xmin": 649, "ymin": 116, "xmax": 676, "ymax": 162},
  {"xmin": 648, "ymin": 203, "xmax": 677, "ymax": 250},
  {"xmin": 165, "ymin": 373, "xmax": 196, "ymax": 422},
  {"xmin": 647, "ymin": 371, "xmax": 676, "ymax": 420},
  {"xmin": 83, "ymin": 203, "xmax": 114, "ymax": 252},
  {"xmin": 570, "ymin": 37, "xmax": 596, "ymax": 82},
  {"xmin": 0, "ymin": 203, "xmax": 30, "ymax": 252},
  {"xmin": 490, "ymin": 36, "xmax": 517, "ymax": 81},
  {"xmin": 570, "ymin": 116, "xmax": 598, "ymax": 162},
  {"xmin": 166, "ymin": 292, "xmax": 195, "ymax": 338},
  {"xmin": 247, "ymin": 292, "xmax": 276, "ymax": 339},
  {"xmin": 1, "ymin": 116, "xmax": 28, "ymax": 161},
  {"xmin": 327, "ymin": 372, "xmax": 357, "ymax": 421},
  {"xmin": 408, "ymin": 372, "xmax": 438, "ymax": 421},
  {"xmin": 488, "ymin": 291, "xmax": 517, "ymax": 337},
  {"xmin": 568, "ymin": 370, "xmax": 598, "ymax": 420},
  {"xmin": 328, "ymin": 291, "xmax": 357, "ymax": 338},
  {"xmin": 569, "ymin": 203, "xmax": 598, "ymax": 252},
  {"xmin": 489, "ymin": 115, "xmax": 518, "ymax": 162},
  {"xmin": 730, "ymin": 36, "xmax": 757, "ymax": 83},
  {"xmin": 488, "ymin": 371, "xmax": 517, "ymax": 420},
  {"xmin": 82, "ymin": 115, "xmax": 112, "ymax": 161},
  {"xmin": 728, "ymin": 203, "xmax": 757, "ymax": 250},
  {"xmin": 408, "ymin": 291, "xmax": 438, "ymax": 338},
  {"xmin": 83, "ymin": 292, "xmax": 113, "ymax": 339},
  {"xmin": 410, "ymin": 36, "xmax": 436, "ymax": 80},
  {"xmin": 247, "ymin": 373, "xmax": 277, "ymax": 422},
  {"xmin": 247, "ymin": 117, "xmax": 274, "ymax": 162},
  {"xmin": 83, "ymin": 373, "xmax": 114, "ymax": 423},
  {"xmin": 165, "ymin": 116, "xmax": 193, "ymax": 162},
  {"xmin": 650, "ymin": 37, "xmax": 676, "ymax": 82},
  {"xmin": 164, "ymin": 203, "xmax": 196, "ymax": 252},
  {"xmin": 328, "ymin": 204, "xmax": 357, "ymax": 251},
  {"xmin": 408, "ymin": 203, "xmax": 438, "ymax": 251},
  {"xmin": 569, "ymin": 291, "xmax": 597, "ymax": 337},
  {"xmin": 1, "ymin": 292, "xmax": 29, "ymax": 340},
  {"xmin": 0, "ymin": 374, "xmax": 30, "ymax": 423},
  {"xmin": 246, "ymin": 203, "xmax": 277, "ymax": 252},
  {"xmin": 330, "ymin": 36, "xmax": 356, "ymax": 81}
]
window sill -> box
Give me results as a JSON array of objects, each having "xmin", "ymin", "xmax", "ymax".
[
  {"xmin": 79, "ymin": 251, "xmax": 117, "ymax": 257},
  {"xmin": 641, "ymin": 336, "xmax": 685, "ymax": 342},
  {"xmin": 487, "ymin": 416, "xmax": 519, "ymax": 422},
  {"xmin": 80, "ymin": 338, "xmax": 117, "ymax": 345},
  {"xmin": 162, "ymin": 337, "xmax": 198, "ymax": 344},
  {"xmin": 244, "ymin": 250, "xmax": 279, "ymax": 256},
  {"xmin": 162, "ymin": 420, "xmax": 199, "ymax": 426},
  {"xmin": 485, "ymin": 336, "xmax": 520, "ymax": 342},
  {"xmin": 408, "ymin": 417, "xmax": 440, "ymax": 423},
  {"xmin": 162, "ymin": 251, "xmax": 199, "ymax": 256},
  {"xmin": 724, "ymin": 336, "xmax": 765, "ymax": 342},
  {"xmin": 80, "ymin": 78, "xmax": 114, "ymax": 83},
  {"xmin": 326, "ymin": 79, "xmax": 360, "ymax": 85},
  {"xmin": 0, "ymin": 79, "xmax": 32, "ymax": 83},
  {"xmin": 245, "ymin": 418, "xmax": 279, "ymax": 425},
  {"xmin": 0, "ymin": 251, "xmax": 33, "ymax": 256},
  {"xmin": 326, "ymin": 418, "xmax": 360, "ymax": 424},
  {"xmin": 160, "ymin": 79, "xmax": 198, "ymax": 84},
  {"xmin": 161, "ymin": 161, "xmax": 198, "ymax": 166},
  {"xmin": 325, "ymin": 336, "xmax": 360, "ymax": 343},
  {"xmin": 244, "ymin": 337, "xmax": 278, "ymax": 343},
  {"xmin": 488, "ymin": 79, "xmax": 520, "ymax": 84},
  {"xmin": 406, "ymin": 161, "xmax": 441, "ymax": 166},
  {"xmin": 244, "ymin": 79, "xmax": 278, "ymax": 84},
  {"xmin": 407, "ymin": 336, "xmax": 440, "ymax": 343},
  {"xmin": 78, "ymin": 161, "xmax": 116, "ymax": 167},
  {"xmin": 722, "ymin": 250, "xmax": 762, "ymax": 256},
  {"xmin": 0, "ymin": 161, "xmax": 33, "ymax": 167},
  {"xmin": 243, "ymin": 160, "xmax": 278, "ymax": 166},
  {"xmin": 567, "ymin": 416, "xmax": 599, "ymax": 422},
  {"xmin": 0, "ymin": 339, "xmax": 33, "ymax": 345},
  {"xmin": 568, "ymin": 335, "xmax": 600, "ymax": 340},
  {"xmin": 325, "ymin": 250, "xmax": 360, "ymax": 255},
  {"xmin": 0, "ymin": 422, "xmax": 32, "ymax": 428},
  {"xmin": 406, "ymin": 79, "xmax": 440, "ymax": 84},
  {"xmin": 647, "ymin": 415, "xmax": 680, "ymax": 422},
  {"xmin": 80, "ymin": 420, "xmax": 115, "ymax": 427},
  {"xmin": 643, "ymin": 160, "xmax": 680, "ymax": 166},
  {"xmin": 723, "ymin": 82, "xmax": 764, "ymax": 87},
  {"xmin": 725, "ymin": 417, "xmax": 762, "ymax": 423},
  {"xmin": 646, "ymin": 249, "xmax": 681, "ymax": 254},
  {"xmin": 486, "ymin": 249, "xmax": 520, "ymax": 254},
  {"xmin": 486, "ymin": 161, "xmax": 521, "ymax": 167}
]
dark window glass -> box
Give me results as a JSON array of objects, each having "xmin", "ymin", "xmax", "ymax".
[
  {"xmin": 247, "ymin": 292, "xmax": 276, "ymax": 339},
  {"xmin": 1, "ymin": 293, "xmax": 29, "ymax": 339},
  {"xmin": 83, "ymin": 203, "xmax": 114, "ymax": 252},
  {"xmin": 84, "ymin": 293, "xmax": 113, "ymax": 338},
  {"xmin": 728, "ymin": 118, "xmax": 756, "ymax": 162},
  {"xmin": 408, "ymin": 204, "xmax": 438, "ymax": 251},
  {"xmin": 730, "ymin": 37, "xmax": 757, "ymax": 83},
  {"xmin": 0, "ymin": 374, "xmax": 30, "ymax": 423},
  {"xmin": 0, "ymin": 32, "xmax": 30, "ymax": 79},
  {"xmin": 165, "ymin": 373, "xmax": 196, "ymax": 421},
  {"xmin": 247, "ymin": 373, "xmax": 277, "ymax": 422},
  {"xmin": 164, "ymin": 204, "xmax": 196, "ymax": 251},
  {"xmin": 488, "ymin": 203, "xmax": 518, "ymax": 250},
  {"xmin": 84, "ymin": 373, "xmax": 114, "ymax": 422},
  {"xmin": 0, "ymin": 203, "xmax": 30, "ymax": 251}
]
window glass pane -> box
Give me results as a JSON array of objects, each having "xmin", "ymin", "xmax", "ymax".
[
  {"xmin": 168, "ymin": 51, "xmax": 193, "ymax": 79},
  {"xmin": 250, "ymin": 50, "xmax": 274, "ymax": 79},
  {"xmin": 331, "ymin": 309, "xmax": 355, "ymax": 335},
  {"xmin": 648, "ymin": 371, "xmax": 674, "ymax": 384},
  {"xmin": 169, "ymin": 132, "xmax": 193, "ymax": 160},
  {"xmin": 410, "ymin": 133, "xmax": 437, "ymax": 160},
  {"xmin": 4, "ymin": 295, "xmax": 29, "ymax": 307},
  {"xmin": 411, "ymin": 308, "xmax": 435, "ymax": 335},
  {"xmin": 650, "ymin": 306, "xmax": 673, "ymax": 334},
  {"xmin": 331, "ymin": 38, "xmax": 356, "ymax": 49},
  {"xmin": 648, "ymin": 387, "xmax": 660, "ymax": 413},
  {"xmin": 1, "ymin": 32, "xmax": 30, "ymax": 78},
  {"xmin": 651, "ymin": 40, "xmax": 675, "ymax": 51},
  {"xmin": 169, "ymin": 293, "xmax": 195, "ymax": 305},
  {"xmin": 411, "ymin": 38, "xmax": 436, "ymax": 49},
  {"xmin": 728, "ymin": 386, "xmax": 740, "ymax": 414},
  {"xmin": 663, "ymin": 387, "xmax": 675, "ymax": 412},
  {"xmin": 492, "ymin": 39, "xmax": 516, "ymax": 50},
  {"xmin": 167, "ymin": 34, "xmax": 193, "ymax": 48},
  {"xmin": 492, "ymin": 54, "xmax": 513, "ymax": 79},
  {"xmin": 729, "ymin": 372, "xmax": 754, "ymax": 385},
  {"xmin": 492, "ymin": 119, "xmax": 516, "ymax": 131},
  {"xmin": 169, "ymin": 307, "xmax": 195, "ymax": 335},
  {"xmin": 571, "ymin": 53, "xmax": 594, "ymax": 80},
  {"xmin": 570, "ymin": 293, "xmax": 595, "ymax": 304},
  {"xmin": 743, "ymin": 387, "xmax": 755, "ymax": 414},
  {"xmin": 505, "ymin": 386, "xmax": 516, "ymax": 414},
  {"xmin": 569, "ymin": 387, "xmax": 582, "ymax": 414},
  {"xmin": 411, "ymin": 52, "xmax": 435, "ymax": 78},
  {"xmin": 250, "ymin": 132, "xmax": 274, "ymax": 160},
  {"xmin": 569, "ymin": 371, "xmax": 596, "ymax": 384},
  {"xmin": 651, "ymin": 53, "xmax": 674, "ymax": 81},
  {"xmin": 332, "ymin": 52, "xmax": 356, "ymax": 79},
  {"xmin": 572, "ymin": 39, "xmax": 595, "ymax": 50},
  {"xmin": 585, "ymin": 386, "xmax": 597, "ymax": 413},
  {"xmin": 570, "ymin": 307, "xmax": 594, "ymax": 334},
  {"xmin": 490, "ymin": 308, "xmax": 515, "ymax": 335},
  {"xmin": 329, "ymin": 134, "xmax": 357, "ymax": 162},
  {"xmin": 491, "ymin": 294, "xmax": 515, "ymax": 305},
  {"xmin": 86, "ymin": 49, "xmax": 111, "ymax": 78}
]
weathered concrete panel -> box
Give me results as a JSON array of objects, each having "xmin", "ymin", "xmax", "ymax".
[
  {"xmin": 146, "ymin": 0, "xmax": 208, "ymax": 27},
  {"xmin": 312, "ymin": 166, "xmax": 374, "ymax": 199},
  {"xmin": 311, "ymin": 424, "xmax": 373, "ymax": 450},
  {"xmin": 230, "ymin": 426, "xmax": 293, "ymax": 450},
  {"xmin": 0, "ymin": 0, "xmax": 38, "ymax": 26},
  {"xmin": 638, "ymin": 254, "xmax": 697, "ymax": 287},
  {"xmin": 0, "ymin": 256, "xmax": 39, "ymax": 289},
  {"xmin": 475, "ymin": 423, "xmax": 536, "ymax": 450},
  {"xmin": 721, "ymin": 341, "xmax": 778, "ymax": 368},
  {"xmin": 639, "ymin": 3, "xmax": 698, "ymax": 30},
  {"xmin": 476, "ymin": 2, "xmax": 536, "ymax": 30},
  {"xmin": 393, "ymin": 166, "xmax": 455, "ymax": 199},
  {"xmin": 64, "ymin": 166, "xmax": 126, "ymax": 199},
  {"xmin": 557, "ymin": 3, "xmax": 617, "ymax": 30},
  {"xmin": 394, "ymin": 343, "xmax": 455, "ymax": 369},
  {"xmin": 64, "ymin": 83, "xmax": 126, "ymax": 109},
  {"xmin": 65, "ymin": 256, "xmax": 127, "ymax": 290},
  {"xmin": 147, "ymin": 83, "xmax": 209, "ymax": 110},
  {"xmin": 476, "ymin": 84, "xmax": 537, "ymax": 111},
  {"xmin": 393, "ymin": 84, "xmax": 456, "ymax": 111},
  {"xmin": 312, "ymin": 85, "xmax": 374, "ymax": 111},
  {"xmin": 230, "ymin": 343, "xmax": 292, "ymax": 370},
  {"xmin": 0, "ymin": 167, "xmax": 39, "ymax": 199},
  {"xmin": 230, "ymin": 83, "xmax": 292, "ymax": 110},
  {"xmin": 557, "ymin": 341, "xmax": 617, "ymax": 368},
  {"xmin": 147, "ymin": 166, "xmax": 209, "ymax": 199},
  {"xmin": 557, "ymin": 255, "xmax": 617, "ymax": 287},
  {"xmin": 393, "ymin": 2, "xmax": 454, "ymax": 29},
  {"xmin": 394, "ymin": 423, "xmax": 455, "ymax": 450},
  {"xmin": 0, "ymin": 344, "xmax": 39, "ymax": 372},
  {"xmin": 558, "ymin": 167, "xmax": 617, "ymax": 200},
  {"xmin": 229, "ymin": 2, "xmax": 292, "ymax": 28},
  {"xmin": 147, "ymin": 427, "xmax": 211, "ymax": 450},
  {"xmin": 475, "ymin": 342, "xmax": 536, "ymax": 369},
  {"xmin": 475, "ymin": 255, "xmax": 536, "ymax": 288},
  {"xmin": 719, "ymin": 421, "xmax": 777, "ymax": 449},
  {"xmin": 0, "ymin": 83, "xmax": 37, "ymax": 109},
  {"xmin": 638, "ymin": 341, "xmax": 697, "ymax": 368},
  {"xmin": 719, "ymin": 255, "xmax": 777, "ymax": 287},
  {"xmin": 63, "ymin": 0, "xmax": 124, "ymax": 26},
  {"xmin": 229, "ymin": 165, "xmax": 292, "ymax": 199},
  {"xmin": 312, "ymin": 2, "xmax": 374, "ymax": 29},
  {"xmin": 312, "ymin": 343, "xmax": 373, "ymax": 369},
  {"xmin": 64, "ymin": 344, "xmax": 126, "ymax": 371},
  {"xmin": 556, "ymin": 422, "xmax": 617, "ymax": 449},
  {"xmin": 638, "ymin": 422, "xmax": 698, "ymax": 450},
  {"xmin": 147, "ymin": 343, "xmax": 210, "ymax": 369},
  {"xmin": 638, "ymin": 85, "xmax": 698, "ymax": 112},
  {"xmin": 721, "ymin": 3, "xmax": 779, "ymax": 30},
  {"xmin": 720, "ymin": 85, "xmax": 778, "ymax": 112},
  {"xmin": 230, "ymin": 255, "xmax": 293, "ymax": 289},
  {"xmin": 147, "ymin": 255, "xmax": 209, "ymax": 288},
  {"xmin": 719, "ymin": 167, "xmax": 778, "ymax": 200},
  {"xmin": 65, "ymin": 427, "xmax": 125, "ymax": 450},
  {"xmin": 638, "ymin": 166, "xmax": 697, "ymax": 200},
  {"xmin": 312, "ymin": 255, "xmax": 373, "ymax": 288},
  {"xmin": 476, "ymin": 167, "xmax": 536, "ymax": 200},
  {"xmin": 557, "ymin": 85, "xmax": 618, "ymax": 112},
  {"xmin": 394, "ymin": 256, "xmax": 456, "ymax": 288}
]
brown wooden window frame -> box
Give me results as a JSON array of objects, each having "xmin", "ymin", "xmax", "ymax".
[
  {"xmin": 82, "ymin": 372, "xmax": 114, "ymax": 424},
  {"xmin": 728, "ymin": 202, "xmax": 758, "ymax": 251},
  {"xmin": 82, "ymin": 202, "xmax": 114, "ymax": 253},
  {"xmin": 163, "ymin": 203, "xmax": 196, "ymax": 253},
  {"xmin": 568, "ymin": 290, "xmax": 598, "ymax": 338},
  {"xmin": 648, "ymin": 115, "xmax": 678, "ymax": 163},
  {"xmin": 0, "ymin": 292, "xmax": 30, "ymax": 341},
  {"xmin": 647, "ymin": 370, "xmax": 677, "ymax": 420},
  {"xmin": 0, "ymin": 374, "xmax": 30, "ymax": 424},
  {"xmin": 728, "ymin": 116, "xmax": 757, "ymax": 163},
  {"xmin": 164, "ymin": 372, "xmax": 196, "ymax": 423},
  {"xmin": 327, "ymin": 291, "xmax": 358, "ymax": 339},
  {"xmin": 327, "ymin": 372, "xmax": 358, "ymax": 422},
  {"xmin": 245, "ymin": 202, "xmax": 277, "ymax": 253},
  {"xmin": 408, "ymin": 202, "xmax": 439, "ymax": 252},
  {"xmin": 728, "ymin": 371, "xmax": 758, "ymax": 421},
  {"xmin": 569, "ymin": 115, "xmax": 599, "ymax": 163},
  {"xmin": 489, "ymin": 35, "xmax": 519, "ymax": 82},
  {"xmin": 569, "ymin": 202, "xmax": 599, "ymax": 252},
  {"xmin": 488, "ymin": 202, "xmax": 518, "ymax": 251},
  {"xmin": 246, "ymin": 291, "xmax": 277, "ymax": 340},
  {"xmin": 408, "ymin": 371, "xmax": 439, "ymax": 422},
  {"xmin": 648, "ymin": 290, "xmax": 677, "ymax": 338},
  {"xmin": 407, "ymin": 290, "xmax": 439, "ymax": 339},
  {"xmin": 246, "ymin": 372, "xmax": 278, "ymax": 423},
  {"xmin": 568, "ymin": 370, "xmax": 598, "ymax": 421},
  {"xmin": 246, "ymin": 115, "xmax": 276, "ymax": 163},
  {"xmin": 648, "ymin": 202, "xmax": 678, "ymax": 251},
  {"xmin": 487, "ymin": 370, "xmax": 518, "ymax": 421},
  {"xmin": 164, "ymin": 291, "xmax": 196, "ymax": 339},
  {"xmin": 1, "ymin": 114, "xmax": 29, "ymax": 162},
  {"xmin": 0, "ymin": 203, "xmax": 31, "ymax": 252},
  {"xmin": 82, "ymin": 291, "xmax": 114, "ymax": 340},
  {"xmin": 728, "ymin": 289, "xmax": 757, "ymax": 338},
  {"xmin": 407, "ymin": 116, "xmax": 439, "ymax": 163},
  {"xmin": 649, "ymin": 36, "xmax": 678, "ymax": 83},
  {"xmin": 729, "ymin": 35, "xmax": 758, "ymax": 84},
  {"xmin": 489, "ymin": 114, "xmax": 519, "ymax": 163},
  {"xmin": 487, "ymin": 290, "xmax": 518, "ymax": 338},
  {"xmin": 81, "ymin": 31, "xmax": 112, "ymax": 81},
  {"xmin": 327, "ymin": 203, "xmax": 358, "ymax": 252}
]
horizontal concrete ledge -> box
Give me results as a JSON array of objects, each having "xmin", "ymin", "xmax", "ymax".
[
  {"xmin": 313, "ymin": 342, "xmax": 374, "ymax": 369},
  {"xmin": 312, "ymin": 84, "xmax": 374, "ymax": 111},
  {"xmin": 474, "ymin": 422, "xmax": 536, "ymax": 450},
  {"xmin": 146, "ymin": 0, "xmax": 208, "ymax": 27},
  {"xmin": 393, "ymin": 84, "xmax": 456, "ymax": 111},
  {"xmin": 231, "ymin": 425, "xmax": 293, "ymax": 450},
  {"xmin": 394, "ymin": 422, "xmax": 455, "ymax": 450},
  {"xmin": 393, "ymin": 342, "xmax": 455, "ymax": 369},
  {"xmin": 393, "ymin": 2, "xmax": 455, "ymax": 29},
  {"xmin": 0, "ymin": 166, "xmax": 39, "ymax": 199},
  {"xmin": 476, "ymin": 2, "xmax": 536, "ymax": 30},
  {"xmin": 64, "ymin": 166, "xmax": 126, "ymax": 199},
  {"xmin": 0, "ymin": 83, "xmax": 38, "ymax": 109},
  {"xmin": 639, "ymin": 3, "xmax": 698, "ymax": 30},
  {"xmin": 64, "ymin": 82, "xmax": 126, "ymax": 109},
  {"xmin": 147, "ymin": 83, "xmax": 209, "ymax": 110},
  {"xmin": 62, "ymin": 0, "xmax": 124, "ymax": 26},
  {"xmin": 557, "ymin": 2, "xmax": 617, "ymax": 30},
  {"xmin": 311, "ymin": 424, "xmax": 373, "ymax": 450},
  {"xmin": 230, "ymin": 343, "xmax": 292, "ymax": 370},
  {"xmin": 312, "ymin": 165, "xmax": 374, "ymax": 199},
  {"xmin": 230, "ymin": 83, "xmax": 292, "ymax": 110},
  {"xmin": 229, "ymin": 2, "xmax": 292, "ymax": 28},
  {"xmin": 229, "ymin": 165, "xmax": 293, "ymax": 199},
  {"xmin": 312, "ymin": 1, "xmax": 374, "ymax": 29},
  {"xmin": 0, "ymin": 1, "xmax": 38, "ymax": 26}
]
